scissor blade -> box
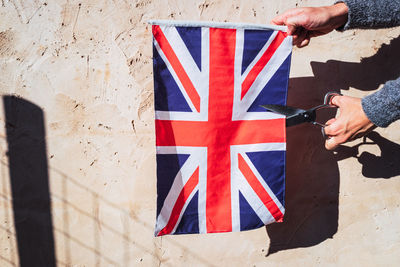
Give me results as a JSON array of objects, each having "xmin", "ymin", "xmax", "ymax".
[
  {"xmin": 260, "ymin": 104, "xmax": 305, "ymax": 117},
  {"xmin": 261, "ymin": 104, "xmax": 315, "ymax": 127}
]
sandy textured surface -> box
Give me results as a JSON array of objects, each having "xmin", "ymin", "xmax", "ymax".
[{"xmin": 1, "ymin": 0, "xmax": 400, "ymax": 266}]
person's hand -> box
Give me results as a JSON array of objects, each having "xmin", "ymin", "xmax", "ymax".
[
  {"xmin": 324, "ymin": 95, "xmax": 376, "ymax": 150},
  {"xmin": 271, "ymin": 3, "xmax": 349, "ymax": 47}
]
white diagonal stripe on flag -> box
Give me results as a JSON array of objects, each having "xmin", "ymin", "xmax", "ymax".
[
  {"xmin": 239, "ymin": 36, "xmax": 292, "ymax": 114},
  {"xmin": 155, "ymin": 146, "xmax": 206, "ymax": 235}
]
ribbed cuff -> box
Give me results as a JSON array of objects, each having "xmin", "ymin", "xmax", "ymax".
[{"xmin": 361, "ymin": 79, "xmax": 400, "ymax": 127}]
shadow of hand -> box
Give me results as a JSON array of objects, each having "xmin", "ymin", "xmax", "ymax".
[
  {"xmin": 310, "ymin": 35, "xmax": 400, "ymax": 92},
  {"xmin": 264, "ymin": 33, "xmax": 400, "ymax": 256},
  {"xmin": 358, "ymin": 132, "xmax": 400, "ymax": 178},
  {"xmin": 334, "ymin": 131, "xmax": 400, "ymax": 178}
]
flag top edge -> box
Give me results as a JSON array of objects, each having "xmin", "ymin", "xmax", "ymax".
[{"xmin": 148, "ymin": 20, "xmax": 288, "ymax": 32}]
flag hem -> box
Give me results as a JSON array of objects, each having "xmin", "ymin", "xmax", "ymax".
[{"xmin": 148, "ymin": 19, "xmax": 288, "ymax": 32}]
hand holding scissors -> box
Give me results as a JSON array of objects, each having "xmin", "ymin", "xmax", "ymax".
[
  {"xmin": 261, "ymin": 92, "xmax": 341, "ymax": 139},
  {"xmin": 261, "ymin": 92, "xmax": 375, "ymax": 150}
]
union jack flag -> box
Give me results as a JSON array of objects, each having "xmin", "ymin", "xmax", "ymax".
[{"xmin": 152, "ymin": 21, "xmax": 292, "ymax": 236}]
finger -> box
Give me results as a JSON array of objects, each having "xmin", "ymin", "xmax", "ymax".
[
  {"xmin": 286, "ymin": 24, "xmax": 297, "ymax": 36},
  {"xmin": 271, "ymin": 8, "xmax": 299, "ymax": 25},
  {"xmin": 285, "ymin": 13, "xmax": 308, "ymax": 34},
  {"xmin": 323, "ymin": 120, "xmax": 340, "ymax": 136},
  {"xmin": 325, "ymin": 137, "xmax": 340, "ymax": 150},
  {"xmin": 324, "ymin": 118, "xmax": 337, "ymax": 136},
  {"xmin": 297, "ymin": 37, "xmax": 310, "ymax": 48},
  {"xmin": 325, "ymin": 118, "xmax": 336, "ymax": 126},
  {"xmin": 271, "ymin": 14, "xmax": 286, "ymax": 25},
  {"xmin": 292, "ymin": 27, "xmax": 307, "ymax": 46},
  {"xmin": 325, "ymin": 132, "xmax": 350, "ymax": 150}
]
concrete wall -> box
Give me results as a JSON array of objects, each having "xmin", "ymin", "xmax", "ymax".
[{"xmin": 1, "ymin": 0, "xmax": 399, "ymax": 266}]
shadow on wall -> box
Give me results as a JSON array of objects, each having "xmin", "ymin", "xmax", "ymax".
[
  {"xmin": 3, "ymin": 96, "xmax": 56, "ymax": 267},
  {"xmin": 266, "ymin": 34, "xmax": 400, "ymax": 255},
  {"xmin": 2, "ymin": 96, "xmax": 216, "ymax": 267},
  {"xmin": 311, "ymin": 35, "xmax": 400, "ymax": 92},
  {"xmin": 334, "ymin": 132, "xmax": 400, "ymax": 179},
  {"xmin": 266, "ymin": 81, "xmax": 340, "ymax": 255}
]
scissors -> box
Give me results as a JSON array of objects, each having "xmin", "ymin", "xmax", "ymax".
[{"xmin": 261, "ymin": 92, "xmax": 341, "ymax": 138}]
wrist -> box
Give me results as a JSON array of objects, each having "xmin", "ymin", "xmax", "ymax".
[{"xmin": 327, "ymin": 2, "xmax": 349, "ymax": 29}]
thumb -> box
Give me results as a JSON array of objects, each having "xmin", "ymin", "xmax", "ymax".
[{"xmin": 330, "ymin": 95, "xmax": 343, "ymax": 107}]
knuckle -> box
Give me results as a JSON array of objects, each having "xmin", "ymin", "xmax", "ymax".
[
  {"xmin": 326, "ymin": 124, "xmax": 341, "ymax": 136},
  {"xmin": 335, "ymin": 135, "xmax": 348, "ymax": 144},
  {"xmin": 301, "ymin": 16, "xmax": 311, "ymax": 26},
  {"xmin": 323, "ymin": 126, "xmax": 332, "ymax": 135}
]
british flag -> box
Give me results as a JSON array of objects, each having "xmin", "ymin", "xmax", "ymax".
[{"xmin": 152, "ymin": 21, "xmax": 292, "ymax": 236}]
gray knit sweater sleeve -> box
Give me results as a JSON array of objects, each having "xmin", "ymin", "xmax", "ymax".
[
  {"xmin": 362, "ymin": 80, "xmax": 400, "ymax": 127},
  {"xmin": 338, "ymin": 0, "xmax": 400, "ymax": 30},
  {"xmin": 336, "ymin": 0, "xmax": 400, "ymax": 127}
]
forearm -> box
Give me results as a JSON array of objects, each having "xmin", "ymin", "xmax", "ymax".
[
  {"xmin": 362, "ymin": 77, "xmax": 400, "ymax": 127},
  {"xmin": 336, "ymin": 0, "xmax": 400, "ymax": 30}
]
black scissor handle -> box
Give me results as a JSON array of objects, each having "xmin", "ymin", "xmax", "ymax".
[
  {"xmin": 321, "ymin": 92, "xmax": 342, "ymax": 139},
  {"xmin": 309, "ymin": 92, "xmax": 342, "ymax": 113},
  {"xmin": 321, "ymin": 127, "xmax": 328, "ymax": 140}
]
